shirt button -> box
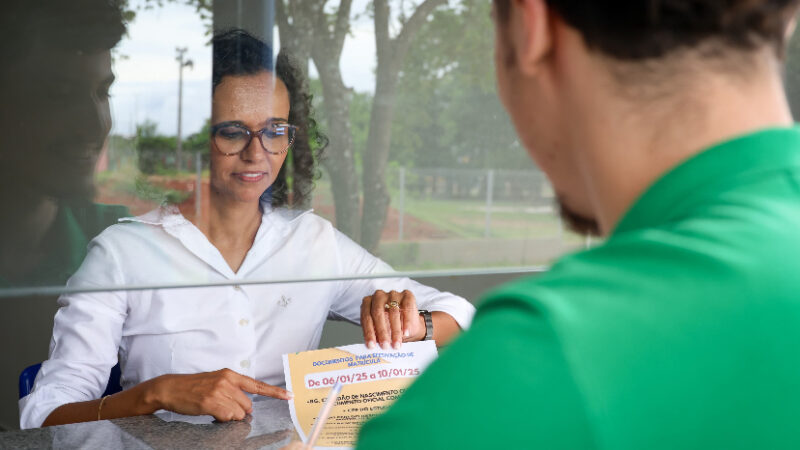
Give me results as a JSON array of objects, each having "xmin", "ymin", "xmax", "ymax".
[
  {"xmin": 239, "ymin": 318, "xmax": 249, "ymax": 326},
  {"xmin": 240, "ymin": 359, "xmax": 251, "ymax": 369},
  {"xmin": 233, "ymin": 285, "xmax": 242, "ymax": 291}
]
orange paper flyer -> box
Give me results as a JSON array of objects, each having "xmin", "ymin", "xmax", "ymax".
[{"xmin": 282, "ymin": 341, "xmax": 438, "ymax": 449}]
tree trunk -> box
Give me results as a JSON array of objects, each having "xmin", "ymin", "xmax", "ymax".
[
  {"xmin": 359, "ymin": 0, "xmax": 446, "ymax": 252},
  {"xmin": 275, "ymin": 1, "xmax": 317, "ymax": 208},
  {"xmin": 277, "ymin": 0, "xmax": 443, "ymax": 249},
  {"xmin": 315, "ymin": 54, "xmax": 361, "ymax": 240},
  {"xmin": 278, "ymin": 0, "xmax": 360, "ymax": 238},
  {"xmin": 360, "ymin": 66, "xmax": 399, "ymax": 252},
  {"xmin": 277, "ymin": 0, "xmax": 316, "ymax": 71}
]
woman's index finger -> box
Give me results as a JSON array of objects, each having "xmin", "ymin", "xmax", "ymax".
[{"xmin": 236, "ymin": 373, "xmax": 293, "ymax": 400}]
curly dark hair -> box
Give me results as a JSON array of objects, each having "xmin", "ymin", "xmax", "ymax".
[
  {"xmin": 212, "ymin": 29, "xmax": 326, "ymax": 208},
  {"xmin": 494, "ymin": 0, "xmax": 800, "ymax": 59}
]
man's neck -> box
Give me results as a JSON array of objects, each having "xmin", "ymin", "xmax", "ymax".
[{"xmin": 573, "ymin": 51, "xmax": 794, "ymax": 235}]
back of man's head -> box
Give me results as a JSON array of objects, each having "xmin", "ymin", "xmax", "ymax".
[
  {"xmin": 492, "ymin": 0, "xmax": 799, "ymax": 236},
  {"xmin": 494, "ymin": 0, "xmax": 799, "ymax": 60}
]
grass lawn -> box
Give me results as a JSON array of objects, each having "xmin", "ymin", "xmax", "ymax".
[
  {"xmin": 397, "ymin": 196, "xmax": 563, "ymax": 240},
  {"xmin": 312, "ymin": 177, "xmax": 586, "ymax": 244}
]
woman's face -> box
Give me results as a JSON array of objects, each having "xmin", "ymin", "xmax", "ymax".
[{"xmin": 210, "ymin": 70, "xmax": 290, "ymax": 204}]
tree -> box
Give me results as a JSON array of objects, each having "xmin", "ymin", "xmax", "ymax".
[
  {"xmin": 391, "ymin": 0, "xmax": 531, "ymax": 170},
  {"xmin": 358, "ymin": 0, "xmax": 447, "ymax": 251},
  {"xmin": 126, "ymin": 0, "xmax": 449, "ymax": 249},
  {"xmin": 184, "ymin": 119, "xmax": 211, "ymax": 154},
  {"xmin": 135, "ymin": 120, "xmax": 177, "ymax": 174},
  {"xmin": 277, "ymin": 0, "xmax": 446, "ymax": 251},
  {"xmin": 277, "ymin": 0, "xmax": 361, "ymax": 239}
]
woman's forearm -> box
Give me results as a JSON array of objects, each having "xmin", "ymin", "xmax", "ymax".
[
  {"xmin": 41, "ymin": 377, "xmax": 162, "ymax": 427},
  {"xmin": 430, "ymin": 311, "xmax": 462, "ymax": 347},
  {"xmin": 41, "ymin": 369, "xmax": 289, "ymax": 427}
]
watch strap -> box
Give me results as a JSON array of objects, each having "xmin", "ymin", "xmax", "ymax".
[{"xmin": 419, "ymin": 310, "xmax": 434, "ymax": 341}]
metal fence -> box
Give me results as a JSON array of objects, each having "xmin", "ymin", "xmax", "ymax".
[
  {"xmin": 397, "ymin": 167, "xmax": 551, "ymax": 204},
  {"xmin": 390, "ymin": 167, "xmax": 555, "ymax": 241}
]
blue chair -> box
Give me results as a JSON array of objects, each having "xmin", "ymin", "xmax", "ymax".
[{"xmin": 19, "ymin": 363, "xmax": 122, "ymax": 399}]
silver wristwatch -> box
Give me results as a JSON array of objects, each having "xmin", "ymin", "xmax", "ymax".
[{"xmin": 418, "ymin": 310, "xmax": 434, "ymax": 341}]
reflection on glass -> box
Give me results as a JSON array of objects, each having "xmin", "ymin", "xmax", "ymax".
[
  {"xmin": 18, "ymin": 30, "xmax": 474, "ymax": 430},
  {"xmin": 0, "ymin": 0, "xmax": 129, "ymax": 288},
  {"xmin": 279, "ymin": 0, "xmax": 581, "ymax": 275},
  {"xmin": 1, "ymin": 0, "xmax": 582, "ymax": 297},
  {"xmin": 0, "ymin": 0, "xmax": 134, "ymax": 432}
]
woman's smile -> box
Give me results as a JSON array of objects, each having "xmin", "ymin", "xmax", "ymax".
[{"xmin": 233, "ymin": 171, "xmax": 267, "ymax": 182}]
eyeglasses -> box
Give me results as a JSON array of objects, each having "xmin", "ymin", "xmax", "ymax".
[{"xmin": 210, "ymin": 121, "xmax": 297, "ymax": 156}]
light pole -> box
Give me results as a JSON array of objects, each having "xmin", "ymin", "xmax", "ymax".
[{"xmin": 175, "ymin": 47, "xmax": 193, "ymax": 170}]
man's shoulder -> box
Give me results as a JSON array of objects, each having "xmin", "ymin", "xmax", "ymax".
[
  {"xmin": 82, "ymin": 202, "xmax": 130, "ymax": 218},
  {"xmin": 478, "ymin": 237, "xmax": 658, "ymax": 310},
  {"xmin": 64, "ymin": 202, "xmax": 130, "ymax": 237},
  {"xmin": 479, "ymin": 217, "xmax": 800, "ymax": 321}
]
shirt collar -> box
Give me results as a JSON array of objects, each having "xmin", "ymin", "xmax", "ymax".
[
  {"xmin": 612, "ymin": 126, "xmax": 800, "ymax": 237},
  {"xmin": 119, "ymin": 203, "xmax": 185, "ymax": 227},
  {"xmin": 118, "ymin": 200, "xmax": 314, "ymax": 279},
  {"xmin": 118, "ymin": 200, "xmax": 313, "ymax": 230}
]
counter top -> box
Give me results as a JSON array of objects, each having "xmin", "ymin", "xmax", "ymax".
[{"xmin": 0, "ymin": 396, "xmax": 295, "ymax": 450}]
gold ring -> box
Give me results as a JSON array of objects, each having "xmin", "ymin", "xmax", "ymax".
[{"xmin": 384, "ymin": 301, "xmax": 399, "ymax": 310}]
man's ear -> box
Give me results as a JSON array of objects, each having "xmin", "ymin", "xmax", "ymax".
[{"xmin": 510, "ymin": 0, "xmax": 553, "ymax": 77}]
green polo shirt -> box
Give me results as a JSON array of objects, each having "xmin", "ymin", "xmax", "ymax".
[
  {"xmin": 0, "ymin": 203, "xmax": 129, "ymax": 288},
  {"xmin": 357, "ymin": 127, "xmax": 800, "ymax": 449}
]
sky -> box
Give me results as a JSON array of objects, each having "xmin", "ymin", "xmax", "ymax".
[{"xmin": 110, "ymin": 0, "xmax": 377, "ymax": 137}]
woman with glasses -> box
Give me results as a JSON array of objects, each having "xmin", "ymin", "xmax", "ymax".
[{"xmin": 19, "ymin": 29, "xmax": 474, "ymax": 429}]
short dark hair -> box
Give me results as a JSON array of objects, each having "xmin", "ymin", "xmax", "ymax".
[
  {"xmin": 212, "ymin": 29, "xmax": 326, "ymax": 208},
  {"xmin": 0, "ymin": 0, "xmax": 126, "ymax": 60},
  {"xmin": 494, "ymin": 0, "xmax": 799, "ymax": 59}
]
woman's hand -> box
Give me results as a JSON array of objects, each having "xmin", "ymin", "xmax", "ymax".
[
  {"xmin": 361, "ymin": 290, "xmax": 425, "ymax": 350},
  {"xmin": 43, "ymin": 368, "xmax": 293, "ymax": 427},
  {"xmin": 147, "ymin": 369, "xmax": 292, "ymax": 422}
]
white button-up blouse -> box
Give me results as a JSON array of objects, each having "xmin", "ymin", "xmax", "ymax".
[{"xmin": 19, "ymin": 204, "xmax": 474, "ymax": 428}]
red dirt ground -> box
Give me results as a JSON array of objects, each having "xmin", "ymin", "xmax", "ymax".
[{"xmin": 95, "ymin": 178, "xmax": 450, "ymax": 241}]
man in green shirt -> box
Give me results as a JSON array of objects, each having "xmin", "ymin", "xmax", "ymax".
[
  {"xmin": 0, "ymin": 0, "xmax": 129, "ymax": 288},
  {"xmin": 0, "ymin": 0, "xmax": 129, "ymax": 429},
  {"xmin": 358, "ymin": 0, "xmax": 800, "ymax": 448}
]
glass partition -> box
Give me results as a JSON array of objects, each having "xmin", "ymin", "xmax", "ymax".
[
  {"xmin": 0, "ymin": 0, "xmax": 586, "ymax": 300},
  {"xmin": 2, "ymin": 0, "xmax": 800, "ymax": 433},
  {"xmin": 0, "ymin": 0, "xmax": 574, "ymax": 430}
]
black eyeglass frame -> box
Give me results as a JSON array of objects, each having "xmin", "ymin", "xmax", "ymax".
[{"xmin": 210, "ymin": 121, "xmax": 297, "ymax": 156}]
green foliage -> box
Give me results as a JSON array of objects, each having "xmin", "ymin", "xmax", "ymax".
[
  {"xmin": 120, "ymin": 0, "xmax": 212, "ymax": 33},
  {"xmin": 134, "ymin": 175, "xmax": 191, "ymax": 204},
  {"xmin": 135, "ymin": 120, "xmax": 177, "ymax": 174},
  {"xmin": 392, "ymin": 0, "xmax": 533, "ymax": 170},
  {"xmin": 134, "ymin": 119, "xmax": 208, "ymax": 174},
  {"xmin": 184, "ymin": 119, "xmax": 211, "ymax": 154},
  {"xmin": 309, "ymin": 78, "xmax": 371, "ymax": 175},
  {"xmin": 349, "ymin": 90, "xmax": 373, "ymax": 164}
]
